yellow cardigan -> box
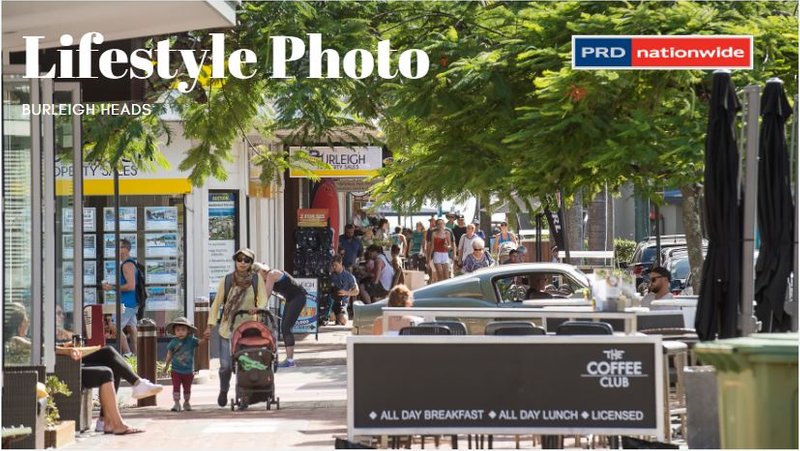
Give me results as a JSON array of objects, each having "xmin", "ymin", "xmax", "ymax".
[{"xmin": 208, "ymin": 274, "xmax": 268, "ymax": 339}]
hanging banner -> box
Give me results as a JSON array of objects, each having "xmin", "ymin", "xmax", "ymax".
[
  {"xmin": 289, "ymin": 278, "xmax": 319, "ymax": 334},
  {"xmin": 544, "ymin": 206, "xmax": 565, "ymax": 251},
  {"xmin": 208, "ymin": 192, "xmax": 237, "ymax": 296}
]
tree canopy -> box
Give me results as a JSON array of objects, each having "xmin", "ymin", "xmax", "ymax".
[{"xmin": 85, "ymin": 1, "xmax": 798, "ymax": 210}]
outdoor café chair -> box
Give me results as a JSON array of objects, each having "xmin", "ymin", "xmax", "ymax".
[
  {"xmin": 417, "ymin": 320, "xmax": 468, "ymax": 335},
  {"xmin": 399, "ymin": 325, "xmax": 451, "ymax": 336},
  {"xmin": 485, "ymin": 321, "xmax": 546, "ymax": 336},
  {"xmin": 555, "ymin": 320, "xmax": 614, "ymax": 335}
]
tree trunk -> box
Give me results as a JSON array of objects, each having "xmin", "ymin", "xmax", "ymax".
[
  {"xmin": 566, "ymin": 190, "xmax": 584, "ymax": 262},
  {"xmin": 681, "ymin": 183, "xmax": 705, "ymax": 294},
  {"xmin": 587, "ymin": 188, "xmax": 613, "ymax": 267}
]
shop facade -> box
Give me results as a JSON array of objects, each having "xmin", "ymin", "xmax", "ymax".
[{"xmin": 2, "ymin": 0, "xmax": 238, "ymax": 373}]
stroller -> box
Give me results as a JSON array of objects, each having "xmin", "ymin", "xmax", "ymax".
[{"xmin": 229, "ymin": 309, "xmax": 280, "ymax": 411}]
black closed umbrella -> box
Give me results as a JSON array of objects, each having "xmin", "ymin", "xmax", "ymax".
[
  {"xmin": 754, "ymin": 79, "xmax": 794, "ymax": 332},
  {"xmin": 696, "ymin": 71, "xmax": 742, "ymax": 341}
]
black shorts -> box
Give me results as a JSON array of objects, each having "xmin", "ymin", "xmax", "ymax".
[{"xmin": 365, "ymin": 282, "xmax": 389, "ymax": 299}]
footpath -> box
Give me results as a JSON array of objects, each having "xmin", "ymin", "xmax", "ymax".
[{"xmin": 64, "ymin": 326, "xmax": 349, "ymax": 450}]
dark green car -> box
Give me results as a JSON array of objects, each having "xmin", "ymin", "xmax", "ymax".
[{"xmin": 351, "ymin": 263, "xmax": 591, "ymax": 335}]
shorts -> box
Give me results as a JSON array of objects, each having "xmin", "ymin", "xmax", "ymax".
[
  {"xmin": 432, "ymin": 252, "xmax": 450, "ymax": 265},
  {"xmin": 365, "ymin": 282, "xmax": 389, "ymax": 299},
  {"xmin": 120, "ymin": 305, "xmax": 138, "ymax": 328}
]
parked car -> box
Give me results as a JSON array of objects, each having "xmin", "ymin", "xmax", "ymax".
[
  {"xmin": 351, "ymin": 263, "xmax": 591, "ymax": 335},
  {"xmin": 626, "ymin": 235, "xmax": 707, "ymax": 288}
]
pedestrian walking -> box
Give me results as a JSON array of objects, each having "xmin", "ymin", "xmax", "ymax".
[
  {"xmin": 205, "ymin": 248, "xmax": 267, "ymax": 407},
  {"xmin": 165, "ymin": 317, "xmax": 205, "ymax": 412},
  {"xmin": 101, "ymin": 238, "xmax": 140, "ymax": 357}
]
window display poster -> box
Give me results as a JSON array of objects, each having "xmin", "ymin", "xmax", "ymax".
[
  {"xmin": 104, "ymin": 289, "xmax": 116, "ymax": 304},
  {"xmin": 208, "ymin": 192, "xmax": 237, "ymax": 296},
  {"xmin": 208, "ymin": 241, "xmax": 236, "ymax": 295},
  {"xmin": 146, "ymin": 286, "xmax": 179, "ymax": 311},
  {"xmin": 63, "ymin": 207, "xmax": 96, "ymax": 232},
  {"xmin": 104, "ymin": 233, "xmax": 137, "ymax": 258},
  {"xmin": 84, "ymin": 288, "xmax": 97, "ymax": 305},
  {"xmin": 84, "ymin": 234, "xmax": 97, "ymax": 259},
  {"xmin": 62, "ymin": 234, "xmax": 96, "ymax": 259},
  {"xmin": 63, "ymin": 261, "xmax": 74, "ymax": 286},
  {"xmin": 62, "ymin": 289, "xmax": 74, "ymax": 312},
  {"xmin": 146, "ymin": 259, "xmax": 178, "ymax": 284},
  {"xmin": 145, "ymin": 206, "xmax": 178, "ymax": 231},
  {"xmin": 209, "ymin": 193, "xmax": 236, "ymax": 240},
  {"xmin": 104, "ymin": 207, "xmax": 137, "ymax": 231},
  {"xmin": 145, "ymin": 233, "xmax": 178, "ymax": 257},
  {"xmin": 63, "ymin": 234, "xmax": 74, "ymax": 259},
  {"xmin": 84, "ymin": 260, "xmax": 97, "ymax": 285},
  {"xmin": 104, "ymin": 261, "xmax": 117, "ymax": 283}
]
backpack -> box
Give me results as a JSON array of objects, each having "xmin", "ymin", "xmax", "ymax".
[{"xmin": 124, "ymin": 258, "xmax": 148, "ymax": 320}]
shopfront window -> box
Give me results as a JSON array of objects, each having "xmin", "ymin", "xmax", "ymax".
[
  {"xmin": 89, "ymin": 195, "xmax": 186, "ymax": 338},
  {"xmin": 54, "ymin": 88, "xmax": 82, "ymax": 342},
  {"xmin": 3, "ymin": 76, "xmax": 34, "ymax": 365}
]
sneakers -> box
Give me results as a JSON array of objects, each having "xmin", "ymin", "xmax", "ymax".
[
  {"xmin": 94, "ymin": 418, "xmax": 104, "ymax": 433},
  {"xmin": 170, "ymin": 401, "xmax": 182, "ymax": 412},
  {"xmin": 217, "ymin": 391, "xmax": 228, "ymax": 407},
  {"xmin": 131, "ymin": 378, "xmax": 163, "ymax": 400},
  {"xmin": 183, "ymin": 401, "xmax": 192, "ymax": 411},
  {"xmin": 277, "ymin": 359, "xmax": 297, "ymax": 369},
  {"xmin": 122, "ymin": 352, "xmax": 135, "ymax": 358}
]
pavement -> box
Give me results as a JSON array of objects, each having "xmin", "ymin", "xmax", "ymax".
[{"xmin": 64, "ymin": 326, "xmax": 350, "ymax": 450}]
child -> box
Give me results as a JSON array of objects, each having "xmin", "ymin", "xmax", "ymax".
[{"xmin": 165, "ymin": 317, "xmax": 204, "ymax": 412}]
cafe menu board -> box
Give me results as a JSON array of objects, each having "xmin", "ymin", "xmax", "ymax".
[
  {"xmin": 349, "ymin": 336, "xmax": 664, "ymax": 439},
  {"xmin": 208, "ymin": 192, "xmax": 237, "ymax": 296}
]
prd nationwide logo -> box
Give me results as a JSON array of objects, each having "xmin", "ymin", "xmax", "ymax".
[{"xmin": 572, "ymin": 35, "xmax": 752, "ymax": 70}]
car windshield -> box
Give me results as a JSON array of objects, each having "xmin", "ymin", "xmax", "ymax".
[{"xmin": 495, "ymin": 272, "xmax": 584, "ymax": 303}]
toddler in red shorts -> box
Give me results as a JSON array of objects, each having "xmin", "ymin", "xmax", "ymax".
[{"xmin": 165, "ymin": 317, "xmax": 204, "ymax": 412}]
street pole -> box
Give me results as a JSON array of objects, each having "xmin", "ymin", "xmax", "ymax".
[
  {"xmin": 114, "ymin": 167, "xmax": 122, "ymax": 353},
  {"xmin": 740, "ymin": 85, "xmax": 760, "ymax": 335}
]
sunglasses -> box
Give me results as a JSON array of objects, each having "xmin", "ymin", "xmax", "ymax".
[
  {"xmin": 650, "ymin": 275, "xmax": 664, "ymax": 282},
  {"xmin": 235, "ymin": 257, "xmax": 253, "ymax": 264},
  {"xmin": 474, "ymin": 248, "xmax": 484, "ymax": 251}
]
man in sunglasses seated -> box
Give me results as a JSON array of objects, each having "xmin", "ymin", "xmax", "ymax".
[{"xmin": 642, "ymin": 267, "xmax": 673, "ymax": 308}]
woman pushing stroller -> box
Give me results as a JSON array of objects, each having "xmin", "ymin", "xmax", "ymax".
[{"xmin": 205, "ymin": 248, "xmax": 268, "ymax": 407}]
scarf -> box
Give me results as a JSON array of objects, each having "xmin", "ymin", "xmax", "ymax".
[{"xmin": 221, "ymin": 270, "xmax": 254, "ymax": 324}]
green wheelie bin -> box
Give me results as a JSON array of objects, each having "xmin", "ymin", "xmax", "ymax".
[{"xmin": 694, "ymin": 334, "xmax": 798, "ymax": 449}]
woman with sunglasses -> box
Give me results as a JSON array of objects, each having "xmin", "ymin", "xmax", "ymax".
[
  {"xmin": 462, "ymin": 238, "xmax": 495, "ymax": 273},
  {"xmin": 205, "ymin": 248, "xmax": 267, "ymax": 407},
  {"xmin": 251, "ymin": 261, "xmax": 308, "ymax": 369}
]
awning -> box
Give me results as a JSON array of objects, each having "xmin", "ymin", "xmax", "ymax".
[{"xmin": 2, "ymin": 0, "xmax": 237, "ymax": 52}]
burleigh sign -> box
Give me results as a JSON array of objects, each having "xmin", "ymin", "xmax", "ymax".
[{"xmin": 23, "ymin": 32, "xmax": 430, "ymax": 92}]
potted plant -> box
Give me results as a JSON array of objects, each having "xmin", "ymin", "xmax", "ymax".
[{"xmin": 44, "ymin": 375, "xmax": 75, "ymax": 448}]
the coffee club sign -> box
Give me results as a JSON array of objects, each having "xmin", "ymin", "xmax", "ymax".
[{"xmin": 347, "ymin": 336, "xmax": 664, "ymax": 439}]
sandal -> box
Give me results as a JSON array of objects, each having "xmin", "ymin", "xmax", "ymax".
[{"xmin": 114, "ymin": 427, "xmax": 145, "ymax": 435}]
